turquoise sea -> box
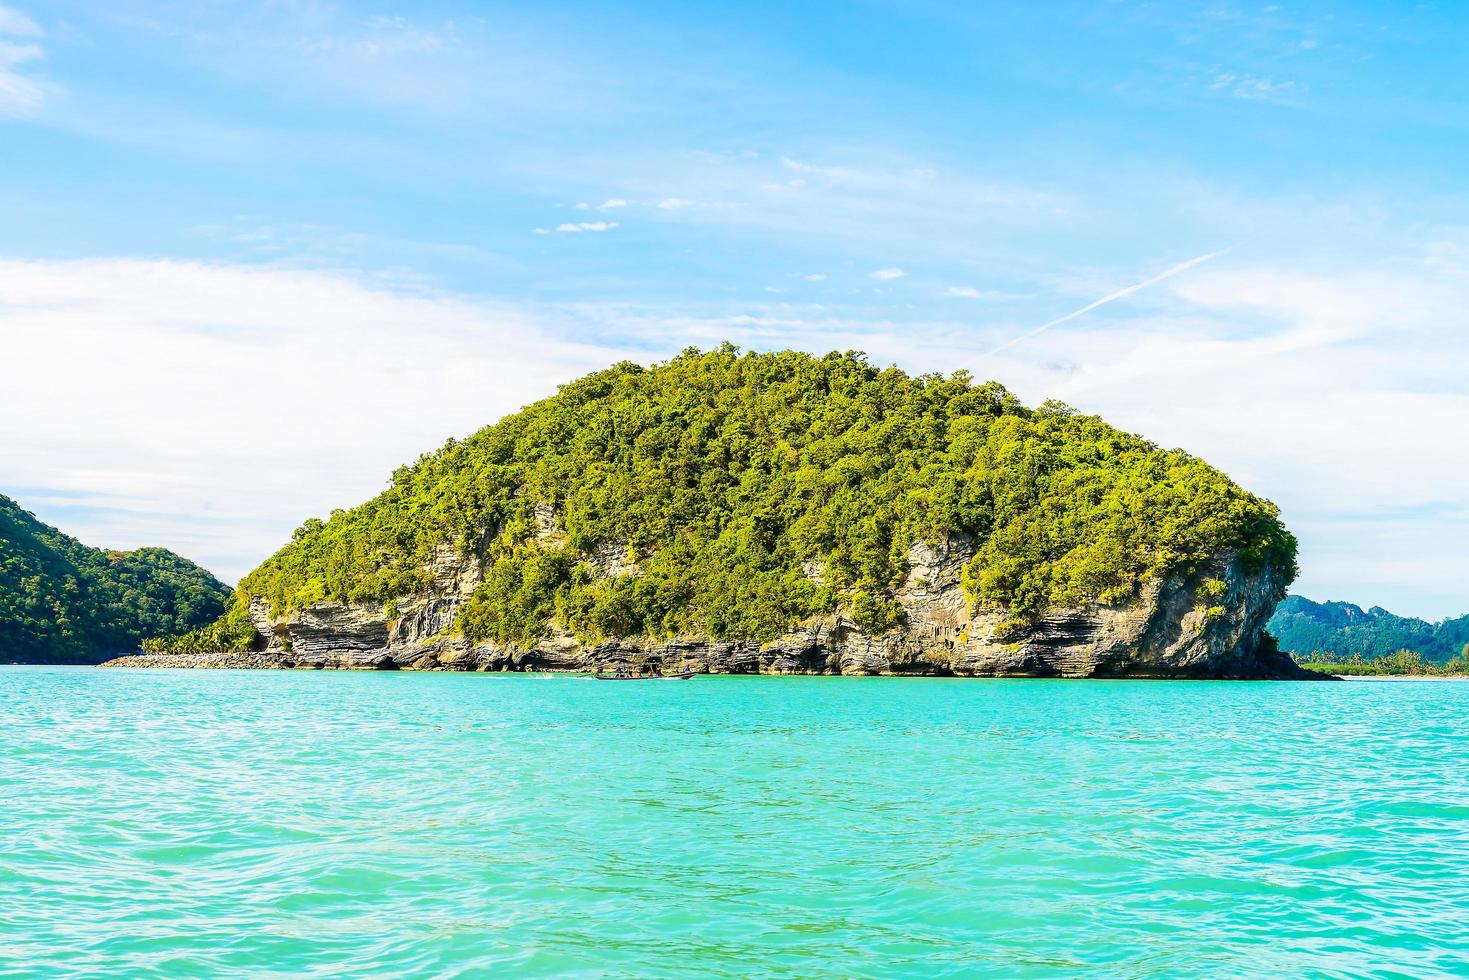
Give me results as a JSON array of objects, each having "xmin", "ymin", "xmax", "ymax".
[{"xmin": 2, "ymin": 668, "xmax": 1467, "ymax": 977}]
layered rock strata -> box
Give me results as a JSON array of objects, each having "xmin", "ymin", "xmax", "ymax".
[{"xmin": 104, "ymin": 530, "xmax": 1309, "ymax": 678}]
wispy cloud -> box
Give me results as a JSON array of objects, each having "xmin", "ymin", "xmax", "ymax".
[
  {"xmin": 0, "ymin": 4, "xmax": 40, "ymax": 37},
  {"xmin": 1211, "ymin": 72, "xmax": 1300, "ymax": 104},
  {"xmin": 780, "ymin": 156, "xmax": 858, "ymax": 180},
  {"xmin": 108, "ymin": 6, "xmax": 626, "ymax": 124},
  {"xmin": 870, "ymin": 267, "xmax": 906, "ymax": 280},
  {"xmin": 0, "ymin": 5, "xmax": 48, "ymax": 117},
  {"xmin": 598, "ymin": 199, "xmax": 627, "ymax": 210},
  {"xmin": 304, "ymin": 15, "xmax": 445, "ymax": 59},
  {"xmin": 554, "ymin": 221, "xmax": 618, "ymax": 233},
  {"xmin": 988, "ymin": 249, "xmax": 1228, "ymax": 354},
  {"xmin": 775, "ymin": 155, "xmax": 1059, "ymax": 211},
  {"xmin": 553, "ymin": 150, "xmax": 1068, "ymax": 263},
  {"xmin": 947, "ymin": 285, "xmax": 1008, "ymax": 299}
]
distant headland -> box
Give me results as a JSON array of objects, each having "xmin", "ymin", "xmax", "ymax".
[{"xmin": 0, "ymin": 493, "xmax": 229, "ymax": 664}]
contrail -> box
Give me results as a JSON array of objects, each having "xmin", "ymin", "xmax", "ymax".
[{"xmin": 987, "ymin": 248, "xmax": 1229, "ymax": 355}]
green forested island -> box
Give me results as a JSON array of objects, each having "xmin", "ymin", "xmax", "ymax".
[
  {"xmin": 1268, "ymin": 595, "xmax": 1469, "ymax": 664},
  {"xmin": 0, "ymin": 493, "xmax": 230, "ymax": 663},
  {"xmin": 154, "ymin": 346, "xmax": 1297, "ymax": 671}
]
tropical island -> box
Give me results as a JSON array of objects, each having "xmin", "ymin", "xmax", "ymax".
[
  {"xmin": 0, "ymin": 493, "xmax": 229, "ymax": 664},
  {"xmin": 94, "ymin": 347, "xmax": 1310, "ymax": 678}
]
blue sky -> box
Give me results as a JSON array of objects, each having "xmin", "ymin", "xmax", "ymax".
[{"xmin": 2, "ymin": 1, "xmax": 1468, "ymax": 618}]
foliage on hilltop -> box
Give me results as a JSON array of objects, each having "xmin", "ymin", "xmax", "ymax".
[
  {"xmin": 0, "ymin": 493, "xmax": 231, "ymax": 663},
  {"xmin": 215, "ymin": 346, "xmax": 1294, "ymax": 648},
  {"xmin": 1268, "ymin": 595, "xmax": 1469, "ymax": 664}
]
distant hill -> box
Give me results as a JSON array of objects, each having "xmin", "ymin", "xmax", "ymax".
[
  {"xmin": 0, "ymin": 493, "xmax": 231, "ymax": 664},
  {"xmin": 1268, "ymin": 595, "xmax": 1469, "ymax": 663}
]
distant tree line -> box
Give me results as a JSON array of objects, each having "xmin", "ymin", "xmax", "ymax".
[{"xmin": 1294, "ymin": 645, "xmax": 1469, "ymax": 677}]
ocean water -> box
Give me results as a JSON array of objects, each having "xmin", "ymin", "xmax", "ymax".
[{"xmin": 2, "ymin": 668, "xmax": 1467, "ymax": 978}]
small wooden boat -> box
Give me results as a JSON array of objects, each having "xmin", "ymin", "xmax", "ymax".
[{"xmin": 593, "ymin": 670, "xmax": 696, "ymax": 681}]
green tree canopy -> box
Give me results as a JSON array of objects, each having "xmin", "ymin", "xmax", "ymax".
[
  {"xmin": 0, "ymin": 494, "xmax": 231, "ymax": 663},
  {"xmin": 219, "ymin": 347, "xmax": 1295, "ymax": 648}
]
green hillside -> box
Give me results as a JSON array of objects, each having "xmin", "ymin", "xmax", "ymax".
[
  {"xmin": 1269, "ymin": 595, "xmax": 1469, "ymax": 663},
  {"xmin": 176, "ymin": 347, "xmax": 1297, "ymax": 652},
  {"xmin": 0, "ymin": 494, "xmax": 231, "ymax": 663}
]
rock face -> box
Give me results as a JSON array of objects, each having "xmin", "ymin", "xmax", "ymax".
[{"xmin": 103, "ymin": 525, "xmax": 1309, "ymax": 678}]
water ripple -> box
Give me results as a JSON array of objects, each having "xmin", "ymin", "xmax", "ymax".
[{"xmin": 2, "ymin": 669, "xmax": 1468, "ymax": 976}]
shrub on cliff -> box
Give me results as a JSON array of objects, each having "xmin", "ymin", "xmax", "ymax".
[{"xmin": 222, "ymin": 346, "xmax": 1294, "ymax": 647}]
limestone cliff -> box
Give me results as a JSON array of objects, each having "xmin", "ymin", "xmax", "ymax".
[{"xmin": 108, "ymin": 527, "xmax": 1305, "ymax": 678}]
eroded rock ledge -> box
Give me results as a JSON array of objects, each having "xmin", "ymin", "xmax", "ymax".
[{"xmin": 103, "ymin": 532, "xmax": 1313, "ymax": 679}]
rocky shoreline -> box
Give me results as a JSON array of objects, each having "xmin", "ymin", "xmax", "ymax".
[
  {"xmin": 101, "ymin": 652, "xmax": 294, "ymax": 670},
  {"xmin": 98, "ymin": 648, "xmax": 1320, "ymax": 678}
]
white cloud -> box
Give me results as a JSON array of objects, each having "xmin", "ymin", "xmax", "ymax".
[
  {"xmin": 555, "ymin": 221, "xmax": 618, "ymax": 232},
  {"xmin": 804, "ymin": 273, "xmax": 827, "ymax": 281},
  {"xmin": 574, "ymin": 202, "xmax": 590, "ymax": 210},
  {"xmin": 869, "ymin": 267, "xmax": 906, "ymax": 280},
  {"xmin": 0, "ymin": 5, "xmax": 48, "ymax": 118},
  {"xmin": 946, "ymin": 285, "xmax": 1014, "ymax": 300},
  {"xmin": 780, "ymin": 156, "xmax": 858, "ymax": 180},
  {"xmin": 4, "ymin": 247, "xmax": 1466, "ymax": 618},
  {"xmin": 0, "ymin": 259, "xmax": 627, "ymax": 584},
  {"xmin": 657, "ymin": 197, "xmax": 691, "ymax": 209},
  {"xmin": 0, "ymin": 4, "xmax": 41, "ymax": 37},
  {"xmin": 598, "ymin": 199, "xmax": 627, "ymax": 209}
]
